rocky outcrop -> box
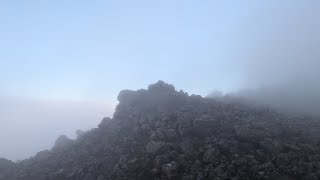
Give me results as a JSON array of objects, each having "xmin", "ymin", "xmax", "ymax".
[
  {"xmin": 51, "ymin": 135, "xmax": 73, "ymax": 152},
  {"xmin": 0, "ymin": 158, "xmax": 14, "ymax": 179},
  {"xmin": 1, "ymin": 80, "xmax": 320, "ymax": 180}
]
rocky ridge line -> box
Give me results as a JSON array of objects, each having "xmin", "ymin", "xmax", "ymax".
[{"xmin": 0, "ymin": 81, "xmax": 320, "ymax": 180}]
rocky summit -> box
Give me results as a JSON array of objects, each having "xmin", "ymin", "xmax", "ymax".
[{"xmin": 1, "ymin": 81, "xmax": 320, "ymax": 180}]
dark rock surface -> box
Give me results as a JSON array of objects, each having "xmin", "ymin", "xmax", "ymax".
[
  {"xmin": 1, "ymin": 80, "xmax": 320, "ymax": 180},
  {"xmin": 0, "ymin": 158, "xmax": 15, "ymax": 179}
]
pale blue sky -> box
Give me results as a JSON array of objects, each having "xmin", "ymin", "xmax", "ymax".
[
  {"xmin": 1, "ymin": 0, "xmax": 319, "ymax": 100},
  {"xmin": 1, "ymin": 0, "xmax": 319, "ymax": 160},
  {"xmin": 0, "ymin": 0, "xmax": 254, "ymax": 101}
]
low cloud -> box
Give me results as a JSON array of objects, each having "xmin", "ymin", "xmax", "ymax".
[{"xmin": 0, "ymin": 96, "xmax": 114, "ymax": 161}]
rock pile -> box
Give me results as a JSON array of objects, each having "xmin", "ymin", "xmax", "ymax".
[{"xmin": 1, "ymin": 81, "xmax": 320, "ymax": 180}]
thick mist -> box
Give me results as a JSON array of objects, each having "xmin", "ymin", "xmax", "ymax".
[
  {"xmin": 0, "ymin": 97, "xmax": 114, "ymax": 161},
  {"xmin": 220, "ymin": 1, "xmax": 320, "ymax": 116},
  {"xmin": 1, "ymin": 0, "xmax": 320, "ymax": 161}
]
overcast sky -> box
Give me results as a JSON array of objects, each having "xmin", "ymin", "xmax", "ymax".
[{"xmin": 0, "ymin": 0, "xmax": 319, "ymax": 160}]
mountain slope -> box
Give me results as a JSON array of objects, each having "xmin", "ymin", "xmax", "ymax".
[{"xmin": 1, "ymin": 81, "xmax": 320, "ymax": 180}]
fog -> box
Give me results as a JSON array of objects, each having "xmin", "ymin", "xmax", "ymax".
[
  {"xmin": 226, "ymin": 1, "xmax": 320, "ymax": 116},
  {"xmin": 0, "ymin": 97, "xmax": 114, "ymax": 161},
  {"xmin": 1, "ymin": 0, "xmax": 320, "ymax": 161}
]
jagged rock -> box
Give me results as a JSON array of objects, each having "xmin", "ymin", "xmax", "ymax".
[
  {"xmin": 52, "ymin": 135, "xmax": 73, "ymax": 151},
  {"xmin": 76, "ymin": 129, "xmax": 86, "ymax": 138},
  {"xmin": 34, "ymin": 150, "xmax": 51, "ymax": 161},
  {"xmin": 1, "ymin": 81, "xmax": 320, "ymax": 180},
  {"xmin": 98, "ymin": 117, "xmax": 112, "ymax": 129},
  {"xmin": 148, "ymin": 80, "xmax": 175, "ymax": 93},
  {"xmin": 117, "ymin": 89, "xmax": 141, "ymax": 104}
]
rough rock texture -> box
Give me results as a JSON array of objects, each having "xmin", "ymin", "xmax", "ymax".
[{"xmin": 1, "ymin": 80, "xmax": 320, "ymax": 180}]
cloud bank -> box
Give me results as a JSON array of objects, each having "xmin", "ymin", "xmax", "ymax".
[{"xmin": 0, "ymin": 97, "xmax": 114, "ymax": 161}]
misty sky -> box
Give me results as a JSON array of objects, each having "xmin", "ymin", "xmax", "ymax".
[{"xmin": 1, "ymin": 0, "xmax": 320, "ymax": 160}]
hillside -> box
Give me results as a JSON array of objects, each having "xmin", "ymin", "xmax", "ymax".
[{"xmin": 1, "ymin": 81, "xmax": 320, "ymax": 180}]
